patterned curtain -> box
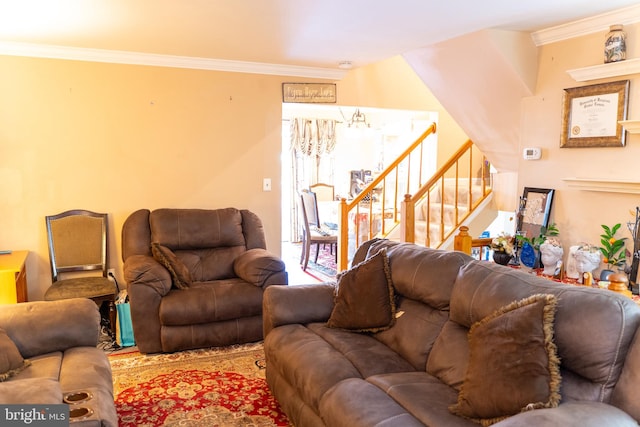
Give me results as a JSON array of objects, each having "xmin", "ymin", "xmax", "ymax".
[{"xmin": 289, "ymin": 118, "xmax": 337, "ymax": 242}]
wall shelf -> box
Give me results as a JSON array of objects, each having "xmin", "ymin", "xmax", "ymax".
[
  {"xmin": 619, "ymin": 120, "xmax": 640, "ymax": 134},
  {"xmin": 563, "ymin": 178, "xmax": 640, "ymax": 194},
  {"xmin": 567, "ymin": 58, "xmax": 640, "ymax": 82}
]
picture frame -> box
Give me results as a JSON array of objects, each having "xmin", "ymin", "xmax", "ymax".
[
  {"xmin": 560, "ymin": 80, "xmax": 629, "ymax": 148},
  {"xmin": 516, "ymin": 187, "xmax": 555, "ymax": 240}
]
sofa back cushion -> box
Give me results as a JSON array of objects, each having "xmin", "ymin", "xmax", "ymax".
[
  {"xmin": 375, "ymin": 298, "xmax": 449, "ymax": 371},
  {"xmin": 145, "ymin": 208, "xmax": 266, "ymax": 282},
  {"xmin": 426, "ymin": 320, "xmax": 469, "ymax": 390},
  {"xmin": 150, "ymin": 208, "xmax": 246, "ymax": 249},
  {"xmin": 356, "ymin": 241, "xmax": 471, "ymax": 370},
  {"xmin": 447, "ymin": 260, "xmax": 640, "ymax": 404},
  {"xmin": 366, "ymin": 240, "xmax": 472, "ymax": 310}
]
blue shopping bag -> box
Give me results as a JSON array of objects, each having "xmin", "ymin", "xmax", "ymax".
[{"xmin": 116, "ymin": 295, "xmax": 135, "ymax": 347}]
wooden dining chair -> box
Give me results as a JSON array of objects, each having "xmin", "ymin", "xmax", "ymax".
[
  {"xmin": 44, "ymin": 209, "xmax": 118, "ymax": 337},
  {"xmin": 299, "ymin": 191, "xmax": 338, "ymax": 271},
  {"xmin": 310, "ymin": 183, "xmax": 335, "ymax": 202}
]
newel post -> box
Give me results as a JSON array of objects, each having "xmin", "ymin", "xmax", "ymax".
[
  {"xmin": 454, "ymin": 226, "xmax": 472, "ymax": 255},
  {"xmin": 401, "ymin": 194, "xmax": 415, "ymax": 243}
]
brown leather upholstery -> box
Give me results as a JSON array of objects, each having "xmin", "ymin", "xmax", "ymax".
[
  {"xmin": 263, "ymin": 239, "xmax": 640, "ymax": 426},
  {"xmin": 0, "ymin": 299, "xmax": 117, "ymax": 426},
  {"xmin": 122, "ymin": 208, "xmax": 287, "ymax": 353}
]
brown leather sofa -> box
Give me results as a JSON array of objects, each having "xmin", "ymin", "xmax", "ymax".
[
  {"xmin": 263, "ymin": 239, "xmax": 640, "ymax": 426},
  {"xmin": 0, "ymin": 298, "xmax": 118, "ymax": 426},
  {"xmin": 122, "ymin": 208, "xmax": 288, "ymax": 354}
]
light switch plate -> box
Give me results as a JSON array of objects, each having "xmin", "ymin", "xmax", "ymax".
[{"xmin": 263, "ymin": 178, "xmax": 272, "ymax": 191}]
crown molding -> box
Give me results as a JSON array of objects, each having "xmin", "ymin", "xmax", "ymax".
[
  {"xmin": 0, "ymin": 41, "xmax": 347, "ymax": 80},
  {"xmin": 532, "ymin": 4, "xmax": 640, "ymax": 46}
]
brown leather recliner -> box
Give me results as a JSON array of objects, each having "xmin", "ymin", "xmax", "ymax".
[{"xmin": 122, "ymin": 208, "xmax": 288, "ymax": 354}]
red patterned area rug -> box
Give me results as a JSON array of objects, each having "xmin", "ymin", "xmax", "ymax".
[
  {"xmin": 288, "ymin": 242, "xmax": 337, "ymax": 283},
  {"xmin": 109, "ymin": 342, "xmax": 291, "ymax": 426}
]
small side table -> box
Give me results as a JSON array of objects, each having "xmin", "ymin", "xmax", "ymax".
[{"xmin": 0, "ymin": 251, "xmax": 28, "ymax": 304}]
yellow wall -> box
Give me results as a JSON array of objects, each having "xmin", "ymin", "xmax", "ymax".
[
  {"xmin": 0, "ymin": 56, "xmax": 287, "ymax": 299},
  {"xmin": 0, "ymin": 53, "xmax": 462, "ymax": 300},
  {"xmin": 519, "ymin": 23, "xmax": 640, "ymax": 253},
  {"xmin": 338, "ymin": 56, "xmax": 468, "ymax": 165}
]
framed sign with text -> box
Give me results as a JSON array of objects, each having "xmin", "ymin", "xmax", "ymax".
[
  {"xmin": 560, "ymin": 80, "xmax": 629, "ymax": 148},
  {"xmin": 282, "ymin": 83, "xmax": 336, "ymax": 103}
]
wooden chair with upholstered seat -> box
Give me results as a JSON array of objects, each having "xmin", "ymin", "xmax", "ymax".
[
  {"xmin": 44, "ymin": 209, "xmax": 117, "ymax": 336},
  {"xmin": 310, "ymin": 182, "xmax": 335, "ymax": 202},
  {"xmin": 299, "ymin": 191, "xmax": 338, "ymax": 271}
]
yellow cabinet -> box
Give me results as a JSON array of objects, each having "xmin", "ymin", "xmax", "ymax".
[{"xmin": 0, "ymin": 251, "xmax": 28, "ymax": 304}]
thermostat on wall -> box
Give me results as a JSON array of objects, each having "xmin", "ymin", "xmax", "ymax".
[{"xmin": 523, "ymin": 147, "xmax": 542, "ymax": 160}]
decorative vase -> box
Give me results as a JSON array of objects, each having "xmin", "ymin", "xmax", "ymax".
[
  {"xmin": 600, "ymin": 269, "xmax": 615, "ymax": 281},
  {"xmin": 492, "ymin": 252, "xmax": 512, "ymax": 265},
  {"xmin": 605, "ymin": 25, "xmax": 626, "ymax": 63},
  {"xmin": 520, "ymin": 243, "xmax": 541, "ymax": 269}
]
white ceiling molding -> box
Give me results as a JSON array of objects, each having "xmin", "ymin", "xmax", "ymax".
[
  {"xmin": 532, "ymin": 3, "xmax": 640, "ymax": 46},
  {"xmin": 0, "ymin": 41, "xmax": 347, "ymax": 80}
]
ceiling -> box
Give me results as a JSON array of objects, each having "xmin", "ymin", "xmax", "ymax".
[{"xmin": 0, "ymin": 0, "xmax": 639, "ymax": 73}]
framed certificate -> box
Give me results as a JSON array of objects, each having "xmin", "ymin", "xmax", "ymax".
[{"xmin": 560, "ymin": 80, "xmax": 629, "ymax": 148}]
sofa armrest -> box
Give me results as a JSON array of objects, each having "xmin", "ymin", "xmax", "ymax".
[
  {"xmin": 0, "ymin": 298, "xmax": 100, "ymax": 359},
  {"xmin": 124, "ymin": 255, "xmax": 172, "ymax": 297},
  {"xmin": 234, "ymin": 248, "xmax": 288, "ymax": 287},
  {"xmin": 262, "ymin": 283, "xmax": 335, "ymax": 336},
  {"xmin": 494, "ymin": 401, "xmax": 638, "ymax": 426},
  {"xmin": 124, "ymin": 254, "xmax": 172, "ymax": 354}
]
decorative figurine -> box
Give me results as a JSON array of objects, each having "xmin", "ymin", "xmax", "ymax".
[
  {"xmin": 565, "ymin": 245, "xmax": 581, "ymax": 279},
  {"xmin": 573, "ymin": 244, "xmax": 602, "ymax": 285},
  {"xmin": 540, "ymin": 239, "xmax": 563, "ymax": 276}
]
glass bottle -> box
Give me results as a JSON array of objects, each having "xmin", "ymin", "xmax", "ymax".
[{"xmin": 604, "ymin": 25, "xmax": 626, "ymax": 63}]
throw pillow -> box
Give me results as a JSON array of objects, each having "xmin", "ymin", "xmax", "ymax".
[
  {"xmin": 327, "ymin": 248, "xmax": 396, "ymax": 333},
  {"xmin": 151, "ymin": 243, "xmax": 193, "ymax": 289},
  {"xmin": 449, "ymin": 294, "xmax": 561, "ymax": 426},
  {"xmin": 0, "ymin": 328, "xmax": 30, "ymax": 381}
]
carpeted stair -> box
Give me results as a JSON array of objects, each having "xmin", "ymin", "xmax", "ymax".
[{"xmin": 414, "ymin": 178, "xmax": 486, "ymax": 247}]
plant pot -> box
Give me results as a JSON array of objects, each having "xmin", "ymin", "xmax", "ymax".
[
  {"xmin": 600, "ymin": 269, "xmax": 615, "ymax": 281},
  {"xmin": 492, "ymin": 252, "xmax": 512, "ymax": 265}
]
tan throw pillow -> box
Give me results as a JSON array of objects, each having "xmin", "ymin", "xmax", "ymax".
[
  {"xmin": 449, "ymin": 294, "xmax": 561, "ymax": 426},
  {"xmin": 151, "ymin": 243, "xmax": 193, "ymax": 289},
  {"xmin": 327, "ymin": 248, "xmax": 396, "ymax": 333},
  {"xmin": 0, "ymin": 328, "xmax": 30, "ymax": 381}
]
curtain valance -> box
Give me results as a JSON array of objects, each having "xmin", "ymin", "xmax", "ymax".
[{"xmin": 290, "ymin": 118, "xmax": 336, "ymax": 156}]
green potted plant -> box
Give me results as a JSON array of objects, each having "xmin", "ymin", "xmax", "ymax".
[{"xmin": 599, "ymin": 223, "xmax": 627, "ymax": 280}]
